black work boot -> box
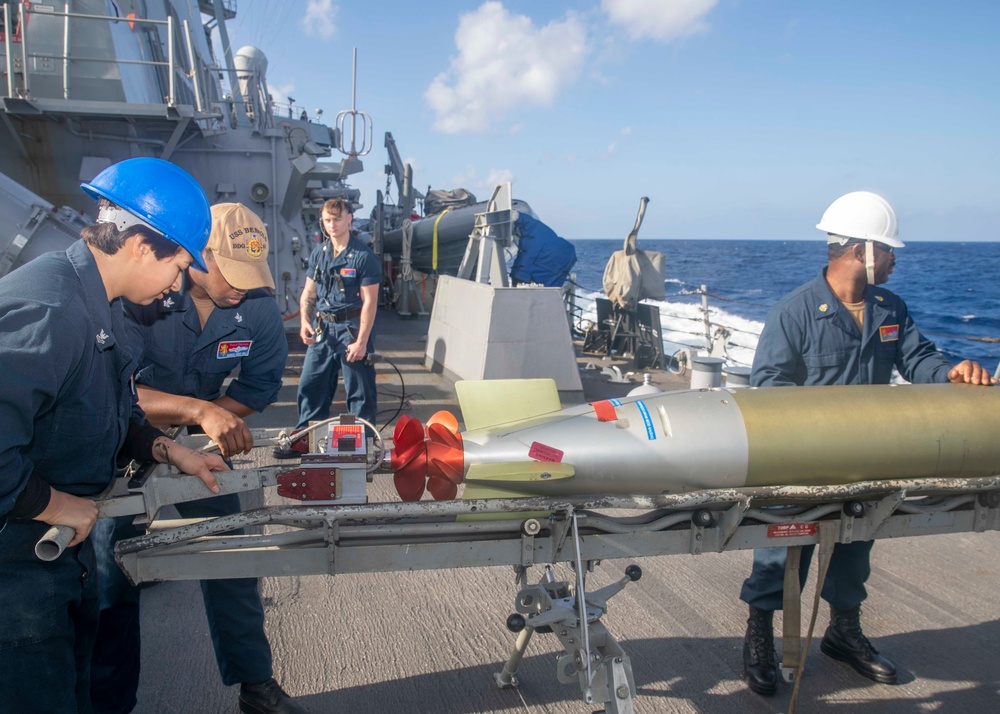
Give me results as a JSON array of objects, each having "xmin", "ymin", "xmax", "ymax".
[
  {"xmin": 820, "ymin": 606, "xmax": 897, "ymax": 684},
  {"xmin": 743, "ymin": 606, "xmax": 778, "ymax": 695},
  {"xmin": 239, "ymin": 678, "xmax": 310, "ymax": 714}
]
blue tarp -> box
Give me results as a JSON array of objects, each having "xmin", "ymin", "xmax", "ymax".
[{"xmin": 510, "ymin": 214, "xmax": 577, "ymax": 287}]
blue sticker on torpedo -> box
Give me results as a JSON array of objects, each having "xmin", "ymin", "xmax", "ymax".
[{"xmin": 636, "ymin": 400, "xmax": 656, "ymax": 440}]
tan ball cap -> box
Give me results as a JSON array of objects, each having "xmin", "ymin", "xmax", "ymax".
[{"xmin": 207, "ymin": 202, "xmax": 275, "ymax": 290}]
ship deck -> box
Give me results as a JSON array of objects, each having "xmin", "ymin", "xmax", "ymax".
[{"xmin": 131, "ymin": 309, "xmax": 1000, "ymax": 714}]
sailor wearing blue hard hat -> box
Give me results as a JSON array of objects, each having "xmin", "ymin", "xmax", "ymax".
[
  {"xmin": 0, "ymin": 157, "xmax": 228, "ymax": 713},
  {"xmin": 89, "ymin": 203, "xmax": 306, "ymax": 714}
]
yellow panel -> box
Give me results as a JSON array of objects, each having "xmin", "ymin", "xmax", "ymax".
[
  {"xmin": 464, "ymin": 461, "xmax": 575, "ymax": 483},
  {"xmin": 456, "ymin": 379, "xmax": 562, "ymax": 431}
]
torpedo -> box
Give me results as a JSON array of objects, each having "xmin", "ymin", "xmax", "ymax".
[{"xmin": 390, "ymin": 379, "xmax": 1000, "ymax": 501}]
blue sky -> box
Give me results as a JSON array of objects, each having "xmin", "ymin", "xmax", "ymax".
[{"xmin": 223, "ymin": 1, "xmax": 999, "ymax": 241}]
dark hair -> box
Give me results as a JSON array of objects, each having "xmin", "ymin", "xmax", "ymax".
[
  {"xmin": 321, "ymin": 198, "xmax": 354, "ymax": 217},
  {"xmin": 81, "ymin": 199, "xmax": 182, "ymax": 259}
]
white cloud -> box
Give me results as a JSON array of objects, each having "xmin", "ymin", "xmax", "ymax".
[
  {"xmin": 447, "ymin": 165, "xmax": 515, "ymax": 197},
  {"xmin": 301, "ymin": 0, "xmax": 337, "ymax": 40},
  {"xmin": 425, "ymin": 2, "xmax": 588, "ymax": 134},
  {"xmin": 450, "ymin": 164, "xmax": 479, "ymax": 188},
  {"xmin": 602, "ymin": 0, "xmax": 718, "ymax": 42},
  {"xmin": 484, "ymin": 168, "xmax": 514, "ymax": 190}
]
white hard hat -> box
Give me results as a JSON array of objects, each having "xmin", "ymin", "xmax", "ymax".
[{"xmin": 816, "ymin": 191, "xmax": 904, "ymax": 248}]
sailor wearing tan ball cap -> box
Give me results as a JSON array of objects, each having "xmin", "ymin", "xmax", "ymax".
[{"xmin": 203, "ymin": 201, "xmax": 276, "ymax": 292}]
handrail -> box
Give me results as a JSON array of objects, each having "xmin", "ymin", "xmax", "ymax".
[{"xmin": 4, "ymin": 3, "xmax": 207, "ymax": 111}]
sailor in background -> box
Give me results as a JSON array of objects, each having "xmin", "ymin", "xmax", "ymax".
[
  {"xmin": 90, "ymin": 203, "xmax": 303, "ymax": 714},
  {"xmin": 293, "ymin": 198, "xmax": 380, "ymax": 433},
  {"xmin": 740, "ymin": 191, "xmax": 995, "ymax": 696},
  {"xmin": 0, "ymin": 158, "xmax": 226, "ymax": 713}
]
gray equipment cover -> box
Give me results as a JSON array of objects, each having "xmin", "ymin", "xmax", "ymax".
[
  {"xmin": 602, "ymin": 197, "xmax": 665, "ymax": 309},
  {"xmin": 424, "ymin": 188, "xmax": 478, "ymax": 217}
]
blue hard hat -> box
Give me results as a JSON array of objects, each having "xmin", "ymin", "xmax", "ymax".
[{"xmin": 81, "ymin": 157, "xmax": 211, "ymax": 271}]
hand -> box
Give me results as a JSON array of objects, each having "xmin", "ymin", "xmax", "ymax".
[
  {"xmin": 300, "ymin": 322, "xmax": 316, "ymax": 345},
  {"xmin": 36, "ymin": 490, "xmax": 99, "ymax": 546},
  {"xmin": 152, "ymin": 437, "xmax": 227, "ymax": 493},
  {"xmin": 345, "ymin": 340, "xmax": 367, "ymax": 363},
  {"xmin": 199, "ymin": 403, "xmax": 254, "ymax": 457},
  {"xmin": 947, "ymin": 360, "xmax": 996, "ymax": 386}
]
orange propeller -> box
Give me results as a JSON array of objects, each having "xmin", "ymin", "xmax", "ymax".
[
  {"xmin": 389, "ymin": 411, "xmax": 465, "ymax": 501},
  {"xmin": 391, "ymin": 415, "xmax": 427, "ymax": 501}
]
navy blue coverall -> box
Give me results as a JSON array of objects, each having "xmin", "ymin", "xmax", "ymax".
[
  {"xmin": 740, "ymin": 270, "xmax": 954, "ymax": 611},
  {"xmin": 0, "ymin": 240, "xmax": 154, "ymax": 713},
  {"xmin": 90, "ymin": 287, "xmax": 287, "ymax": 713},
  {"xmin": 295, "ymin": 235, "xmax": 381, "ymax": 428}
]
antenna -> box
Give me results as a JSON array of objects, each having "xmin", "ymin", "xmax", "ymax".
[{"xmin": 335, "ymin": 48, "xmax": 373, "ymax": 158}]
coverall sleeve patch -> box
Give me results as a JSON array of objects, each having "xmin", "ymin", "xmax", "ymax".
[
  {"xmin": 879, "ymin": 325, "xmax": 900, "ymax": 342},
  {"xmin": 217, "ymin": 340, "xmax": 252, "ymax": 358}
]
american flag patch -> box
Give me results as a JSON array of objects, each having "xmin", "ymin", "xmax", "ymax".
[{"xmin": 879, "ymin": 325, "xmax": 900, "ymax": 342}]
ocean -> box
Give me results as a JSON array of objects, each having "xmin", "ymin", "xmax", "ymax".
[{"xmin": 568, "ymin": 239, "xmax": 1000, "ymax": 373}]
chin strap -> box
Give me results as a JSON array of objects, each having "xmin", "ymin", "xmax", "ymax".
[{"xmin": 864, "ymin": 241, "xmax": 875, "ymax": 285}]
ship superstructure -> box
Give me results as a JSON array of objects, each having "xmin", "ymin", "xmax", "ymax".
[{"xmin": 1, "ymin": 0, "xmax": 368, "ymax": 318}]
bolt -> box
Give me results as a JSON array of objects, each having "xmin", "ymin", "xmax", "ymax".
[{"xmin": 616, "ymin": 685, "xmax": 630, "ymax": 699}]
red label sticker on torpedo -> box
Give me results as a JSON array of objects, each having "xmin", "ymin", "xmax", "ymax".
[
  {"xmin": 591, "ymin": 400, "xmax": 617, "ymax": 422},
  {"xmin": 879, "ymin": 324, "xmax": 900, "ymax": 342},
  {"xmin": 217, "ymin": 340, "xmax": 252, "ymax": 358},
  {"xmin": 767, "ymin": 523, "xmax": 818, "ymax": 538},
  {"xmin": 529, "ymin": 442, "xmax": 564, "ymax": 463}
]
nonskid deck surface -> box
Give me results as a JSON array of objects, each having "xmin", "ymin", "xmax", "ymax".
[{"xmin": 131, "ymin": 309, "xmax": 1000, "ymax": 713}]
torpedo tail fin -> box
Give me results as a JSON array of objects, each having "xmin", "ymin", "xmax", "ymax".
[{"xmin": 455, "ymin": 379, "xmax": 562, "ymax": 431}]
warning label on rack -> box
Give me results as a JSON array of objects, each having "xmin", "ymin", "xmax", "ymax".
[{"xmin": 767, "ymin": 523, "xmax": 818, "ymax": 538}]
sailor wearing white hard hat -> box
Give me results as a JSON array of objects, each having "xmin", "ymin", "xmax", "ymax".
[{"xmin": 739, "ymin": 190, "xmax": 994, "ymax": 698}]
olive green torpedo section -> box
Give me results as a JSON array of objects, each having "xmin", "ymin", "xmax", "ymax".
[{"xmin": 390, "ymin": 381, "xmax": 1000, "ymax": 501}]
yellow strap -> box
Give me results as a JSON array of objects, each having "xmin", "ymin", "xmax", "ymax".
[
  {"xmin": 782, "ymin": 546, "xmax": 804, "ymax": 673},
  {"xmin": 432, "ymin": 209, "xmax": 450, "ymax": 271},
  {"xmin": 789, "ymin": 523, "xmax": 835, "ymax": 714}
]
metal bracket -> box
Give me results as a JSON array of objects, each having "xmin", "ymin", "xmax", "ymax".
[
  {"xmin": 862, "ymin": 490, "xmax": 906, "ymax": 538},
  {"xmin": 717, "ymin": 497, "xmax": 751, "ymax": 549}
]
